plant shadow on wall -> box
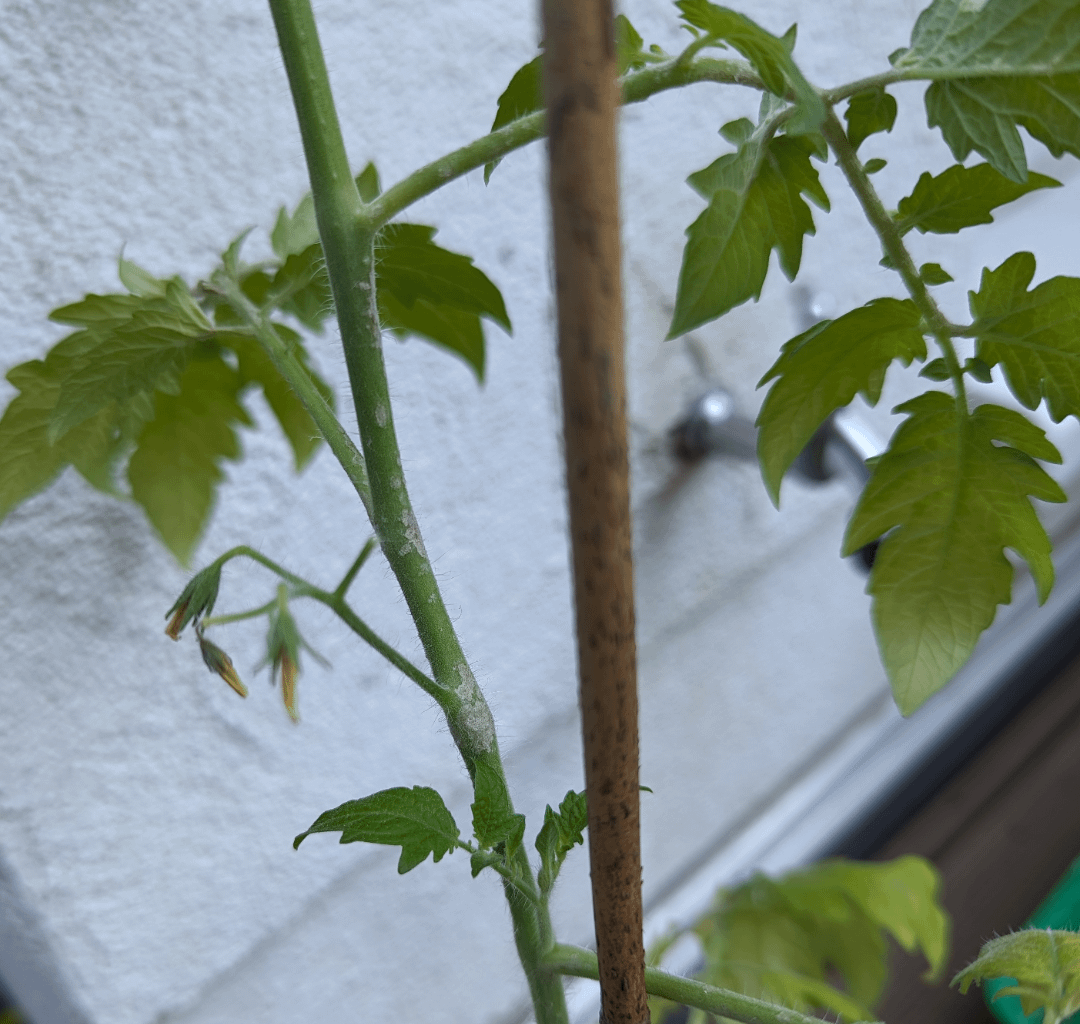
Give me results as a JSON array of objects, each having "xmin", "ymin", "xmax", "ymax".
[{"xmin": 2, "ymin": 1, "xmax": 1080, "ymax": 1023}]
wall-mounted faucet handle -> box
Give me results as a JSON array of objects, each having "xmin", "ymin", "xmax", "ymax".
[
  {"xmin": 671, "ymin": 388, "xmax": 757, "ymax": 462},
  {"xmin": 670, "ymin": 390, "xmax": 887, "ymax": 571}
]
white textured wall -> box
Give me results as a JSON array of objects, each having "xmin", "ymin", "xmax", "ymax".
[{"xmin": 0, "ymin": 2, "xmax": 1078, "ymax": 1024}]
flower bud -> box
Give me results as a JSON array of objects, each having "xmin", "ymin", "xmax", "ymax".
[
  {"xmin": 198, "ymin": 632, "xmax": 248, "ymax": 698},
  {"xmin": 165, "ymin": 562, "xmax": 222, "ymax": 640},
  {"xmin": 265, "ymin": 601, "xmax": 303, "ymax": 723}
]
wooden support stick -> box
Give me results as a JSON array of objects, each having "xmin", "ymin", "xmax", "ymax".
[{"xmin": 542, "ymin": 4, "xmax": 648, "ymax": 1023}]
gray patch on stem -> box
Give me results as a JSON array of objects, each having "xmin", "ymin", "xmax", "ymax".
[
  {"xmin": 375, "ymin": 402, "xmax": 388, "ymax": 428},
  {"xmin": 451, "ymin": 663, "xmax": 495, "ymax": 754},
  {"xmin": 399, "ymin": 508, "xmax": 428, "ymax": 559}
]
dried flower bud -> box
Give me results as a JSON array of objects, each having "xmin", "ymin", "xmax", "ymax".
[
  {"xmin": 165, "ymin": 562, "xmax": 222, "ymax": 640},
  {"xmin": 265, "ymin": 600, "xmax": 302, "ymax": 723},
  {"xmin": 279, "ymin": 650, "xmax": 299, "ymax": 723},
  {"xmin": 198, "ymin": 632, "xmax": 248, "ymax": 698}
]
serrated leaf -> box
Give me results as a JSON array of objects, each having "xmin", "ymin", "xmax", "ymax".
[
  {"xmin": 895, "ymin": 0, "xmax": 1080, "ymax": 77},
  {"xmin": 844, "ymin": 394, "xmax": 1065, "ymax": 714},
  {"xmin": 535, "ymin": 789, "xmax": 588, "ymax": 893},
  {"xmin": 127, "ymin": 357, "xmax": 252, "ymax": 566},
  {"xmin": 845, "ymin": 89, "xmax": 898, "ymax": 151},
  {"xmin": 223, "ymin": 327, "xmax": 332, "ymax": 470},
  {"xmin": 920, "ymin": 262, "xmax": 954, "ymax": 285},
  {"xmin": 783, "ymin": 857, "xmax": 949, "ymax": 981},
  {"xmin": 46, "ymin": 280, "xmax": 215, "ymax": 442},
  {"xmin": 670, "ymin": 128, "xmax": 829, "ymax": 338},
  {"xmin": 965, "ymin": 356, "xmax": 995, "ymax": 383},
  {"xmin": 271, "ymin": 193, "xmax": 318, "ymax": 260},
  {"xmin": 482, "ymin": 16, "xmax": 658, "ymax": 184},
  {"xmin": 270, "ymin": 243, "xmax": 332, "ymax": 333},
  {"xmin": 970, "ymin": 251, "xmax": 1080, "ymax": 422},
  {"xmin": 615, "ymin": 14, "xmax": 664, "ymax": 74},
  {"xmin": 954, "ymin": 931, "xmax": 1080, "ymax": 1024},
  {"xmin": 920, "ymin": 357, "xmax": 952, "ymax": 381},
  {"xmin": 756, "ymin": 298, "xmax": 926, "ymax": 504},
  {"xmin": 356, "ymin": 161, "xmax": 381, "ymax": 203},
  {"xmin": 0, "ymin": 352, "xmax": 116, "ymax": 521},
  {"xmin": 262, "ymin": 216, "xmax": 509, "ymax": 380},
  {"xmin": 484, "ymin": 55, "xmax": 542, "ymax": 183},
  {"xmin": 118, "ymin": 256, "xmax": 167, "ymax": 299},
  {"xmin": 892, "ymin": 0, "xmax": 1080, "ymax": 181},
  {"xmin": 293, "ymin": 785, "xmax": 461, "ymax": 874},
  {"xmin": 471, "ymin": 761, "xmax": 525, "ymax": 854},
  {"xmin": 689, "ymin": 856, "xmax": 948, "ymax": 1022},
  {"xmin": 376, "ymin": 223, "xmax": 511, "ymax": 381},
  {"xmin": 896, "ymin": 164, "xmax": 1061, "ymax": 235},
  {"xmin": 377, "ymin": 225, "xmax": 510, "ymax": 330},
  {"xmin": 675, "ymin": 1, "xmax": 825, "ymax": 134},
  {"xmin": 379, "ymin": 291, "xmax": 486, "ymax": 381}
]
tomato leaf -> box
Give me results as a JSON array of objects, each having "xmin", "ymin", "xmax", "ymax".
[
  {"xmin": 0, "ymin": 351, "xmax": 119, "ymax": 519},
  {"xmin": 892, "ymin": 0, "xmax": 1080, "ymax": 181},
  {"xmin": 376, "ymin": 223, "xmax": 511, "ymax": 382},
  {"xmin": 970, "ymin": 252, "xmax": 1080, "ymax": 423},
  {"xmin": 127, "ymin": 357, "xmax": 252, "ymax": 566},
  {"xmin": 46, "ymin": 279, "xmax": 213, "ymax": 442},
  {"xmin": 896, "ymin": 164, "xmax": 1061, "ymax": 236},
  {"xmin": 954, "ymin": 930, "xmax": 1080, "ymax": 1024},
  {"xmin": 845, "ymin": 88, "xmax": 898, "ymax": 152},
  {"xmin": 669, "ymin": 123, "xmax": 829, "ymax": 338},
  {"xmin": 482, "ymin": 16, "xmax": 658, "ymax": 183},
  {"xmin": 470, "ymin": 761, "xmax": 526, "ymax": 855},
  {"xmin": 756, "ymin": 298, "xmax": 926, "ymax": 504},
  {"xmin": 535, "ymin": 789, "xmax": 588, "ymax": 893},
  {"xmin": 675, "ymin": 1, "xmax": 825, "ymax": 134},
  {"xmin": 844, "ymin": 394, "xmax": 1065, "ymax": 714},
  {"xmin": 688, "ymin": 856, "xmax": 949, "ymax": 1022},
  {"xmin": 293, "ymin": 786, "xmax": 461, "ymax": 874}
]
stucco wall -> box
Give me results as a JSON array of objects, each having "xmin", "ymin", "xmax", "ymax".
[{"xmin": 0, "ymin": 2, "xmax": 1078, "ymax": 1023}]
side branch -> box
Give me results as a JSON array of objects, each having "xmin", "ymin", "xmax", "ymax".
[
  {"xmin": 221, "ymin": 282, "xmax": 374, "ymax": 518},
  {"xmin": 544, "ymin": 945, "xmax": 881, "ymax": 1024},
  {"xmin": 369, "ymin": 56, "xmax": 762, "ymax": 226}
]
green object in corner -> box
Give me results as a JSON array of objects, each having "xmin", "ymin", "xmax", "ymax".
[{"xmin": 985, "ymin": 855, "xmax": 1080, "ymax": 1024}]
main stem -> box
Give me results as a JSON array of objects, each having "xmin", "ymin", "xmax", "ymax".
[
  {"xmin": 543, "ymin": 3, "xmax": 647, "ymax": 1023},
  {"xmin": 266, "ymin": 1, "xmax": 567, "ymax": 1020}
]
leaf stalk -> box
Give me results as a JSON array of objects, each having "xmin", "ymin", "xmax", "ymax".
[{"xmin": 821, "ymin": 108, "xmax": 969, "ymax": 408}]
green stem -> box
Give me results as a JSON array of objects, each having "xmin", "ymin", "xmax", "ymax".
[
  {"xmin": 267, "ymin": 3, "xmax": 567, "ymax": 1020},
  {"xmin": 202, "ymin": 599, "xmax": 277, "ymax": 628},
  {"xmin": 820, "ymin": 68, "xmax": 907, "ymax": 104},
  {"xmin": 318, "ymin": 594, "xmax": 445, "ymax": 704},
  {"xmin": 205, "ymin": 544, "xmax": 441, "ymax": 699},
  {"xmin": 821, "ymin": 107, "xmax": 968, "ymax": 407},
  {"xmin": 369, "ymin": 56, "xmax": 762, "ymax": 226},
  {"xmin": 544, "ymin": 945, "xmax": 876, "ymax": 1024},
  {"xmin": 220, "ymin": 284, "xmax": 374, "ymax": 519},
  {"xmin": 333, "ymin": 536, "xmax": 377, "ymax": 600},
  {"xmin": 211, "ymin": 545, "xmax": 313, "ymax": 590}
]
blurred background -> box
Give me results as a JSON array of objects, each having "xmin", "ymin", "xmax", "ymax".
[{"xmin": 0, "ymin": 1, "xmax": 1078, "ymax": 1022}]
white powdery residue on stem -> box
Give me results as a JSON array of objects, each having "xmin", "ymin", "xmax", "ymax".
[
  {"xmin": 399, "ymin": 508, "xmax": 428, "ymax": 559},
  {"xmin": 375, "ymin": 402, "xmax": 388, "ymax": 427},
  {"xmin": 451, "ymin": 663, "xmax": 495, "ymax": 754}
]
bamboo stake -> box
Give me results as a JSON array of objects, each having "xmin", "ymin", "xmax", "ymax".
[{"xmin": 542, "ymin": 4, "xmax": 648, "ymax": 1023}]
